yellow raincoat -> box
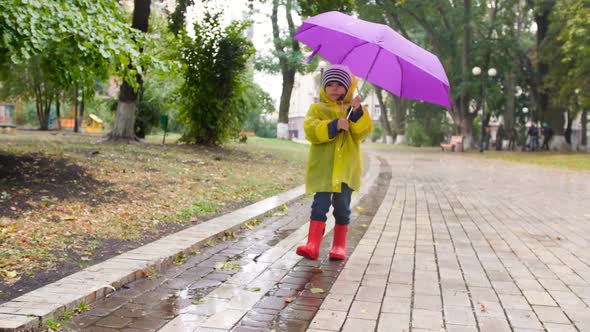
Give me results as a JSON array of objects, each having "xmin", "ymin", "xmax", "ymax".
[{"xmin": 304, "ymin": 76, "xmax": 374, "ymax": 194}]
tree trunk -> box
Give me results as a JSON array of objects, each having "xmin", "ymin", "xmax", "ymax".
[
  {"xmin": 55, "ymin": 96, "xmax": 62, "ymax": 130},
  {"xmin": 564, "ymin": 111, "xmax": 572, "ymax": 144},
  {"xmin": 272, "ymin": 0, "xmax": 299, "ymax": 140},
  {"xmin": 374, "ymin": 87, "xmax": 394, "ymax": 143},
  {"xmin": 460, "ymin": 0, "xmax": 471, "ymax": 122},
  {"xmin": 533, "ymin": 1, "xmax": 561, "ymax": 135},
  {"xmin": 456, "ymin": 112, "xmax": 476, "ymax": 150},
  {"xmin": 77, "ymin": 90, "xmax": 85, "ymax": 133},
  {"xmin": 582, "ymin": 110, "xmax": 587, "ymax": 148},
  {"xmin": 106, "ymin": 0, "xmax": 150, "ymax": 142},
  {"xmin": 74, "ymin": 87, "xmax": 80, "ymax": 133},
  {"xmin": 504, "ymin": 71, "xmax": 516, "ymax": 132},
  {"xmin": 277, "ymin": 68, "xmax": 295, "ymax": 139},
  {"xmin": 392, "ymin": 96, "xmax": 406, "ymax": 135}
]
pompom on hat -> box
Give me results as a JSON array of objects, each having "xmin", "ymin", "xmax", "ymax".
[{"xmin": 321, "ymin": 64, "xmax": 352, "ymax": 92}]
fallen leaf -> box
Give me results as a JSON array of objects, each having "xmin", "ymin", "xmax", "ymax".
[
  {"xmin": 311, "ymin": 267, "xmax": 323, "ymax": 274},
  {"xmin": 0, "ymin": 269, "xmax": 18, "ymax": 279},
  {"xmin": 284, "ymin": 297, "xmax": 293, "ymax": 303},
  {"xmin": 479, "ymin": 304, "xmax": 487, "ymax": 312},
  {"xmin": 556, "ymin": 236, "xmax": 561, "ymax": 240},
  {"xmin": 355, "ymin": 206, "xmax": 364, "ymax": 212},
  {"xmin": 310, "ymin": 288, "xmax": 325, "ymax": 294}
]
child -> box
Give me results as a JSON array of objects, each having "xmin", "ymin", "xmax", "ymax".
[{"xmin": 296, "ymin": 64, "xmax": 374, "ymax": 260}]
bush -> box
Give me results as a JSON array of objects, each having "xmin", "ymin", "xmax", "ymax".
[
  {"xmin": 405, "ymin": 121, "xmax": 430, "ymax": 147},
  {"xmin": 135, "ymin": 89, "xmax": 163, "ymax": 138},
  {"xmin": 254, "ymin": 119, "xmax": 277, "ymax": 138},
  {"xmin": 371, "ymin": 123, "xmax": 383, "ymax": 142},
  {"xmin": 177, "ymin": 11, "xmax": 254, "ymax": 145}
]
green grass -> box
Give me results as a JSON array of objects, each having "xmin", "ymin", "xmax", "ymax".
[
  {"xmin": 0, "ymin": 131, "xmax": 309, "ymax": 286},
  {"xmin": 230, "ymin": 136, "xmax": 309, "ymax": 163},
  {"xmin": 465, "ymin": 150, "xmax": 590, "ymax": 171}
]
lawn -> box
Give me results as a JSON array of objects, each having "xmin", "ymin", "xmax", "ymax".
[
  {"xmin": 0, "ymin": 131, "xmax": 308, "ymax": 299},
  {"xmin": 465, "ymin": 150, "xmax": 590, "ymax": 172}
]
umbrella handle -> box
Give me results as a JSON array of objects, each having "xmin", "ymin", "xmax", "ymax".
[{"xmin": 346, "ymin": 79, "xmax": 367, "ymax": 120}]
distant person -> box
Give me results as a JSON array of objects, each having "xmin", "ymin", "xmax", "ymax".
[
  {"xmin": 296, "ymin": 65, "xmax": 374, "ymax": 261},
  {"xmin": 496, "ymin": 124, "xmax": 505, "ymax": 151},
  {"xmin": 480, "ymin": 113, "xmax": 491, "ymax": 152},
  {"xmin": 527, "ymin": 123, "xmax": 539, "ymax": 152},
  {"xmin": 507, "ymin": 126, "xmax": 518, "ymax": 151},
  {"xmin": 542, "ymin": 122, "xmax": 553, "ymax": 150}
]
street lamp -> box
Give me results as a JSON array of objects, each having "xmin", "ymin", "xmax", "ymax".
[{"xmin": 472, "ymin": 66, "xmax": 497, "ymax": 152}]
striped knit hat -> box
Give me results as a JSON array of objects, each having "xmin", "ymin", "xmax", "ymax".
[{"xmin": 321, "ymin": 64, "xmax": 352, "ymax": 92}]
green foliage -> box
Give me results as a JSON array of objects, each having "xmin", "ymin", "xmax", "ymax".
[
  {"xmin": 0, "ymin": 0, "xmax": 160, "ymax": 90},
  {"xmin": 406, "ymin": 102, "xmax": 451, "ymax": 146},
  {"xmin": 135, "ymin": 88, "xmax": 163, "ymax": 138},
  {"xmin": 405, "ymin": 121, "xmax": 429, "ymax": 147},
  {"xmin": 297, "ymin": 0, "xmax": 355, "ymax": 17},
  {"xmin": 0, "ymin": 0, "xmax": 169, "ymax": 130},
  {"xmin": 545, "ymin": 0, "xmax": 590, "ymax": 109},
  {"xmin": 241, "ymin": 79, "xmax": 276, "ymax": 138},
  {"xmin": 371, "ymin": 123, "xmax": 384, "ymax": 142},
  {"xmin": 177, "ymin": 10, "xmax": 255, "ymax": 145},
  {"xmin": 252, "ymin": 119, "xmax": 278, "ymax": 138}
]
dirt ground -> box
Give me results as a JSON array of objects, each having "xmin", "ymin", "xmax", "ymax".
[{"xmin": 0, "ymin": 130, "xmax": 308, "ymax": 303}]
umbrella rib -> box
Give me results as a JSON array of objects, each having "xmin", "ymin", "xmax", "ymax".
[
  {"xmin": 365, "ymin": 47, "xmax": 382, "ymax": 81},
  {"xmin": 338, "ymin": 41, "xmax": 369, "ymax": 66}
]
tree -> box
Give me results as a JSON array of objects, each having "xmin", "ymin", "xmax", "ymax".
[
  {"xmin": 107, "ymin": 0, "xmax": 152, "ymax": 142},
  {"xmin": 177, "ymin": 11, "xmax": 255, "ymax": 145},
  {"xmin": 256, "ymin": 0, "xmax": 354, "ymax": 139},
  {"xmin": 543, "ymin": 0, "xmax": 589, "ymax": 149},
  {"xmin": 354, "ymin": 0, "xmax": 533, "ymax": 149},
  {"xmin": 0, "ymin": 0, "xmax": 152, "ymax": 131}
]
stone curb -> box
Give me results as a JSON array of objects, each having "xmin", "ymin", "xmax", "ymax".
[
  {"xmin": 0, "ymin": 186, "xmax": 307, "ymax": 332},
  {"xmin": 0, "ymin": 152, "xmax": 378, "ymax": 332},
  {"xmin": 158, "ymin": 153, "xmax": 380, "ymax": 331}
]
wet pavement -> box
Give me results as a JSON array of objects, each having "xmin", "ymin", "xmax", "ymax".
[
  {"xmin": 66, "ymin": 159, "xmax": 391, "ymax": 332},
  {"xmin": 14, "ymin": 149, "xmax": 590, "ymax": 332},
  {"xmin": 66, "ymin": 198, "xmax": 311, "ymax": 331},
  {"xmin": 64, "ymin": 160, "xmax": 388, "ymax": 331}
]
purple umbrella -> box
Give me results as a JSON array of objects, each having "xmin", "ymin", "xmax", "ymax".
[{"xmin": 294, "ymin": 11, "xmax": 451, "ymax": 108}]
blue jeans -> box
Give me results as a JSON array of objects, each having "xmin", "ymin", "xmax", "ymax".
[
  {"xmin": 530, "ymin": 137, "xmax": 538, "ymax": 151},
  {"xmin": 310, "ymin": 183, "xmax": 353, "ymax": 225}
]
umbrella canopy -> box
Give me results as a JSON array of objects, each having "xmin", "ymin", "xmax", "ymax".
[{"xmin": 294, "ymin": 11, "xmax": 451, "ymax": 108}]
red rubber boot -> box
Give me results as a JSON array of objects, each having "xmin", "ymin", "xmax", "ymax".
[
  {"xmin": 329, "ymin": 224, "xmax": 348, "ymax": 260},
  {"xmin": 296, "ymin": 220, "xmax": 326, "ymax": 260}
]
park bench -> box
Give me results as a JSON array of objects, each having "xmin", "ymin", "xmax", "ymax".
[{"xmin": 440, "ymin": 135, "xmax": 464, "ymax": 152}]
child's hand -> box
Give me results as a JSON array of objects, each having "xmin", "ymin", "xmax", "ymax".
[
  {"xmin": 337, "ymin": 118, "xmax": 349, "ymax": 131},
  {"xmin": 351, "ymin": 96, "xmax": 361, "ymax": 112}
]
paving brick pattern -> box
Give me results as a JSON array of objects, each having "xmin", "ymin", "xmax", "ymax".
[
  {"xmin": 311, "ymin": 151, "xmax": 590, "ymax": 332},
  {"xmin": 67, "ymin": 198, "xmax": 313, "ymax": 331},
  {"xmin": 15, "ymin": 150, "xmax": 590, "ymax": 332},
  {"xmin": 231, "ymin": 168, "xmax": 392, "ymax": 332}
]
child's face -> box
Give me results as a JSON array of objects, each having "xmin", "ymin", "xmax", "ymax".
[{"xmin": 325, "ymin": 81, "xmax": 347, "ymax": 102}]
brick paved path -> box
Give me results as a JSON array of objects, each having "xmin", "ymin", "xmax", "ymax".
[
  {"xmin": 71, "ymin": 151, "xmax": 590, "ymax": 332},
  {"xmin": 310, "ymin": 151, "xmax": 590, "ymax": 332}
]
